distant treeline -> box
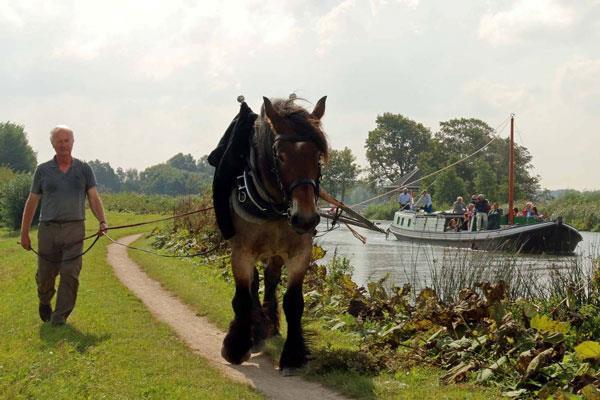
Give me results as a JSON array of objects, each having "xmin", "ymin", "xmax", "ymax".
[{"xmin": 88, "ymin": 153, "xmax": 213, "ymax": 196}]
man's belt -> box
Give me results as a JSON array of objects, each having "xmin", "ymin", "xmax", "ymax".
[{"xmin": 41, "ymin": 220, "xmax": 84, "ymax": 225}]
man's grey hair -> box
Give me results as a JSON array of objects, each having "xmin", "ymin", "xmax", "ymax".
[{"xmin": 50, "ymin": 125, "xmax": 74, "ymax": 144}]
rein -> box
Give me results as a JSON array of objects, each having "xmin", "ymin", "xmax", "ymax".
[{"xmin": 25, "ymin": 206, "xmax": 216, "ymax": 263}]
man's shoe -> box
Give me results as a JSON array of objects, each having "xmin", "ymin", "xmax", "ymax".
[{"xmin": 39, "ymin": 304, "xmax": 52, "ymax": 322}]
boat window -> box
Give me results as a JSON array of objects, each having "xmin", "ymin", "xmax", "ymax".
[
  {"xmin": 408, "ymin": 219, "xmax": 411, "ymax": 227},
  {"xmin": 401, "ymin": 218, "xmax": 405, "ymax": 226}
]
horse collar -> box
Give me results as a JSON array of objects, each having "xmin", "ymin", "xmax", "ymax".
[{"xmin": 235, "ymin": 169, "xmax": 289, "ymax": 220}]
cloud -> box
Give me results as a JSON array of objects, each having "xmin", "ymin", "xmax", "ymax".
[
  {"xmin": 316, "ymin": 0, "xmax": 370, "ymax": 55},
  {"xmin": 315, "ymin": 0, "xmax": 422, "ymax": 55},
  {"xmin": 462, "ymin": 79, "xmax": 535, "ymax": 112},
  {"xmin": 479, "ymin": 0, "xmax": 574, "ymax": 45},
  {"xmin": 553, "ymin": 56, "xmax": 600, "ymax": 112},
  {"xmin": 0, "ymin": 1, "xmax": 24, "ymax": 27}
]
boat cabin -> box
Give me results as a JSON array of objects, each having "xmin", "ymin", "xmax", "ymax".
[{"xmin": 392, "ymin": 211, "xmax": 464, "ymax": 233}]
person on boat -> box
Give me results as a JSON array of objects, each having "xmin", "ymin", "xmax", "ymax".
[
  {"xmin": 397, "ymin": 187, "xmax": 413, "ymax": 211},
  {"xmin": 469, "ymin": 194, "xmax": 477, "ymax": 207},
  {"xmin": 522, "ymin": 202, "xmax": 537, "ymax": 219},
  {"xmin": 452, "ymin": 196, "xmax": 466, "ymax": 214},
  {"xmin": 464, "ymin": 203, "xmax": 475, "ymax": 231},
  {"xmin": 475, "ymin": 194, "xmax": 490, "ymax": 230},
  {"xmin": 513, "ymin": 207, "xmax": 521, "ymax": 217},
  {"xmin": 447, "ymin": 218, "xmax": 459, "ymax": 232},
  {"xmin": 487, "ymin": 202, "xmax": 502, "ymax": 230},
  {"xmin": 420, "ymin": 190, "xmax": 433, "ymax": 213}
]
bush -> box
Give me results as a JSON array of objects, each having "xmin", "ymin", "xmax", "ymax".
[
  {"xmin": 0, "ymin": 166, "xmax": 15, "ymax": 187},
  {"xmin": 100, "ymin": 192, "xmax": 182, "ymax": 214},
  {"xmin": 0, "ymin": 174, "xmax": 38, "ymax": 230},
  {"xmin": 544, "ymin": 191, "xmax": 600, "ymax": 232},
  {"xmin": 363, "ymin": 199, "xmax": 400, "ymax": 220}
]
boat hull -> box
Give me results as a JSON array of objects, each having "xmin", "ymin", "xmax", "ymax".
[{"xmin": 388, "ymin": 220, "xmax": 582, "ymax": 254}]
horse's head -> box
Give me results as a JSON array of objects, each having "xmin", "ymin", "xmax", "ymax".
[{"xmin": 259, "ymin": 96, "xmax": 329, "ymax": 234}]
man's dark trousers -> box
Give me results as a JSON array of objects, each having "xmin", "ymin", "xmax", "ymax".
[{"xmin": 36, "ymin": 221, "xmax": 84, "ymax": 324}]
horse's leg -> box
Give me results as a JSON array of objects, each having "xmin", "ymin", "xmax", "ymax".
[
  {"xmin": 263, "ymin": 256, "xmax": 283, "ymax": 337},
  {"xmin": 250, "ymin": 266, "xmax": 268, "ymax": 352},
  {"xmin": 279, "ymin": 251, "xmax": 310, "ymax": 374},
  {"xmin": 221, "ymin": 249, "xmax": 255, "ymax": 364}
]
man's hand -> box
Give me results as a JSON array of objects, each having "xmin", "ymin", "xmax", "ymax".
[
  {"xmin": 20, "ymin": 231, "xmax": 32, "ymax": 250},
  {"xmin": 99, "ymin": 221, "xmax": 108, "ymax": 234}
]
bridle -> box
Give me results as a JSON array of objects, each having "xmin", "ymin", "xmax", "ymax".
[{"xmin": 271, "ymin": 133, "xmax": 322, "ymax": 209}]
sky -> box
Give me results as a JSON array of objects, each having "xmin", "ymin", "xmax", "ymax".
[{"xmin": 1, "ymin": 0, "xmax": 599, "ymax": 190}]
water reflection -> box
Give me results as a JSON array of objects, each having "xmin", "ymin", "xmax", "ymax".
[{"xmin": 315, "ymin": 221, "xmax": 600, "ymax": 293}]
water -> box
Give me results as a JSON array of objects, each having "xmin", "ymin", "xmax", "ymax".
[{"xmin": 314, "ymin": 221, "xmax": 600, "ymax": 291}]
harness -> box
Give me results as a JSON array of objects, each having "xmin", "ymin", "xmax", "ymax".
[{"xmin": 235, "ymin": 132, "xmax": 322, "ymax": 221}]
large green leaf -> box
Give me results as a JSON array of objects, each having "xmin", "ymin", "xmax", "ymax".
[
  {"xmin": 530, "ymin": 314, "xmax": 570, "ymax": 334},
  {"xmin": 575, "ymin": 341, "xmax": 600, "ymax": 360}
]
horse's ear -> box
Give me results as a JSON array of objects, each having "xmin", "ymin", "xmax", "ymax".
[
  {"xmin": 263, "ymin": 96, "xmax": 286, "ymax": 134},
  {"xmin": 311, "ymin": 96, "xmax": 327, "ymax": 120}
]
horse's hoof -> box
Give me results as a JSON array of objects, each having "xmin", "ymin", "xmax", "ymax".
[
  {"xmin": 221, "ymin": 345, "xmax": 251, "ymax": 364},
  {"xmin": 280, "ymin": 367, "xmax": 300, "ymax": 377},
  {"xmin": 251, "ymin": 340, "xmax": 265, "ymax": 353}
]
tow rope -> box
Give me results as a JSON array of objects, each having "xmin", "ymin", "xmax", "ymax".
[{"xmin": 21, "ymin": 206, "xmax": 215, "ymax": 263}]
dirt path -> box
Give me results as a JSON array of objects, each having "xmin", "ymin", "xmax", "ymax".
[{"xmin": 107, "ymin": 234, "xmax": 348, "ymax": 400}]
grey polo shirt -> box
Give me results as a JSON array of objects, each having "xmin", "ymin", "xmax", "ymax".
[{"xmin": 31, "ymin": 157, "xmax": 97, "ymax": 222}]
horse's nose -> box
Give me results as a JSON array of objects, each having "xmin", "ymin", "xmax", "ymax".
[{"xmin": 290, "ymin": 213, "xmax": 320, "ymax": 234}]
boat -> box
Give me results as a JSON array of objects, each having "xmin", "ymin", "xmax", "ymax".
[
  {"xmin": 387, "ymin": 211, "xmax": 582, "ymax": 253},
  {"xmin": 387, "ymin": 115, "xmax": 583, "ymax": 254}
]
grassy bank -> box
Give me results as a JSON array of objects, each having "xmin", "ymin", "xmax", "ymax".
[
  {"xmin": 128, "ymin": 235, "xmax": 498, "ymax": 399},
  {"xmin": 0, "ymin": 211, "xmax": 262, "ymax": 400},
  {"xmin": 545, "ymin": 191, "xmax": 600, "ymax": 232}
]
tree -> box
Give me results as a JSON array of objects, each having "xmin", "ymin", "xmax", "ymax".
[
  {"xmin": 0, "ymin": 174, "xmax": 39, "ymax": 229},
  {"xmin": 196, "ymin": 155, "xmax": 214, "ymax": 179},
  {"xmin": 432, "ymin": 168, "xmax": 467, "ymax": 207},
  {"xmin": 167, "ymin": 153, "xmax": 198, "ymax": 172},
  {"xmin": 0, "ymin": 166, "xmax": 15, "ymax": 187},
  {"xmin": 419, "ymin": 118, "xmax": 540, "ymax": 203},
  {"xmin": 117, "ymin": 167, "xmax": 141, "ymax": 192},
  {"xmin": 365, "ymin": 113, "xmax": 431, "ymax": 184},
  {"xmin": 88, "ymin": 160, "xmax": 121, "ymax": 192},
  {"xmin": 435, "ymin": 118, "xmax": 496, "ymax": 194},
  {"xmin": 473, "ymin": 160, "xmax": 498, "ymax": 201},
  {"xmin": 321, "ymin": 147, "xmax": 359, "ymax": 201},
  {"xmin": 139, "ymin": 164, "xmax": 207, "ymax": 195},
  {"xmin": 0, "ymin": 122, "xmax": 37, "ymax": 172}
]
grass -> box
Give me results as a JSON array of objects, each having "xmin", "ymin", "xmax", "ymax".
[
  {"xmin": 0, "ymin": 211, "xmax": 263, "ymax": 400},
  {"xmin": 128, "ymin": 235, "xmax": 500, "ymax": 399}
]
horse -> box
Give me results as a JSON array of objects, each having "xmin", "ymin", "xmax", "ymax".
[{"xmin": 221, "ymin": 95, "xmax": 329, "ymax": 375}]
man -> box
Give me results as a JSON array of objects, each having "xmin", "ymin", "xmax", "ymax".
[
  {"xmin": 475, "ymin": 193, "xmax": 490, "ymax": 231},
  {"xmin": 397, "ymin": 187, "xmax": 413, "ymax": 210},
  {"xmin": 421, "ymin": 190, "xmax": 433, "ymax": 213},
  {"xmin": 20, "ymin": 125, "xmax": 108, "ymax": 326},
  {"xmin": 452, "ymin": 196, "xmax": 466, "ymax": 214}
]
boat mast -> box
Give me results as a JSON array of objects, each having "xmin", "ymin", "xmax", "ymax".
[{"xmin": 508, "ymin": 114, "xmax": 515, "ymax": 225}]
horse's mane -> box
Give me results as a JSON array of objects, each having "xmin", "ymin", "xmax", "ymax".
[{"xmin": 254, "ymin": 98, "xmax": 329, "ymax": 163}]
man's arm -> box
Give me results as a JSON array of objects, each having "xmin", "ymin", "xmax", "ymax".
[
  {"xmin": 87, "ymin": 187, "xmax": 108, "ymax": 233},
  {"xmin": 20, "ymin": 193, "xmax": 40, "ymax": 250}
]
